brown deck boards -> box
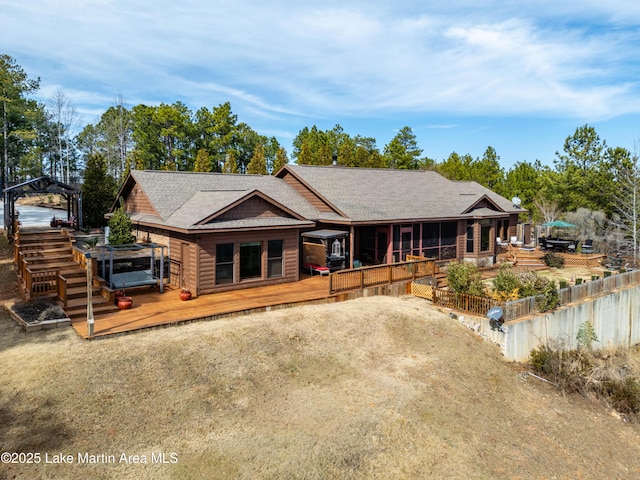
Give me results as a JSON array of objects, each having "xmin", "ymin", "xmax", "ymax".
[{"xmin": 71, "ymin": 275, "xmax": 333, "ymax": 339}]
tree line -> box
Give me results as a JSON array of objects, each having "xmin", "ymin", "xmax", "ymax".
[{"xmin": 2, "ymin": 54, "xmax": 639, "ymax": 254}]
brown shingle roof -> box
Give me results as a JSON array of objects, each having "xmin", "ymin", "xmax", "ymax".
[{"xmin": 280, "ymin": 164, "xmax": 521, "ymax": 222}]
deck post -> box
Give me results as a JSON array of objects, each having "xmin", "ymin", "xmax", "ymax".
[{"xmin": 86, "ymin": 252, "xmax": 94, "ymax": 337}]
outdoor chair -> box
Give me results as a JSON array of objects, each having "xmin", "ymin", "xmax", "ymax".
[
  {"xmin": 581, "ymin": 239, "xmax": 594, "ymax": 254},
  {"xmin": 496, "ymin": 237, "xmax": 509, "ymax": 249},
  {"xmin": 510, "ymin": 236, "xmax": 522, "ymax": 247}
]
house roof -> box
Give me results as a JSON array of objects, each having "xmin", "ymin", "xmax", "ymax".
[
  {"xmin": 117, "ymin": 166, "xmax": 520, "ymax": 232},
  {"xmin": 278, "ymin": 164, "xmax": 521, "ymax": 222},
  {"xmin": 120, "ymin": 170, "xmax": 318, "ymax": 231}
]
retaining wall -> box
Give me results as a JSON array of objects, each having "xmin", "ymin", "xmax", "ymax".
[{"xmin": 449, "ymin": 283, "xmax": 640, "ymax": 362}]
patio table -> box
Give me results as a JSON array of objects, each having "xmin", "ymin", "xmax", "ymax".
[{"xmin": 546, "ymin": 239, "xmax": 572, "ymax": 252}]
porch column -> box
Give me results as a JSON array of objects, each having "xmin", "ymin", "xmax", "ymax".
[{"xmin": 349, "ymin": 226, "xmax": 355, "ymax": 268}]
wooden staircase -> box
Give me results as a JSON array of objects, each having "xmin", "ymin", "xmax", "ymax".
[
  {"xmin": 499, "ymin": 245, "xmax": 547, "ymax": 269},
  {"xmin": 15, "ymin": 228, "xmax": 118, "ymax": 321}
]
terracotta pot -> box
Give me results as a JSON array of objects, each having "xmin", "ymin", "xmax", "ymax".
[
  {"xmin": 117, "ymin": 296, "xmax": 133, "ymax": 310},
  {"xmin": 180, "ymin": 290, "xmax": 192, "ymax": 301},
  {"xmin": 114, "ymin": 290, "xmax": 125, "ymax": 306}
]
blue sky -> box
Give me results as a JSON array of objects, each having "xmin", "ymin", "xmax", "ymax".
[{"xmin": 3, "ymin": 0, "xmax": 640, "ymax": 169}]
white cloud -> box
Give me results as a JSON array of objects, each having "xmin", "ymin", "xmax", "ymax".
[{"xmin": 3, "ymin": 0, "xmax": 640, "ymax": 127}]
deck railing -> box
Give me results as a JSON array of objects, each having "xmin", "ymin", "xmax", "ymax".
[
  {"xmin": 25, "ymin": 267, "xmax": 60, "ymax": 297},
  {"xmin": 432, "ymin": 288, "xmax": 504, "ymax": 317},
  {"xmin": 329, "ymin": 258, "xmax": 436, "ymax": 294}
]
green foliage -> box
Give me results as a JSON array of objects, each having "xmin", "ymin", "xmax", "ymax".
[
  {"xmin": 542, "ymin": 252, "xmax": 565, "ymax": 268},
  {"xmin": 193, "ymin": 148, "xmax": 213, "ymax": 172},
  {"xmin": 271, "ymin": 147, "xmax": 288, "ymax": 174},
  {"xmin": 81, "ymin": 153, "xmax": 117, "ymax": 228},
  {"xmin": 246, "ymin": 144, "xmax": 267, "ymax": 174},
  {"xmin": 538, "ymin": 280, "xmax": 560, "ymax": 311},
  {"xmin": 551, "ymin": 124, "xmax": 615, "ymax": 215},
  {"xmin": 446, "ymin": 261, "xmax": 485, "ymax": 297},
  {"xmin": 577, "ymin": 321, "xmax": 599, "ymax": 351},
  {"xmin": 108, "ymin": 201, "xmax": 134, "ymax": 245},
  {"xmin": 492, "ymin": 265, "xmax": 557, "ymax": 310},
  {"xmin": 383, "ymin": 126, "xmax": 424, "ymax": 169},
  {"xmin": 0, "ymin": 54, "xmax": 43, "ymax": 188}
]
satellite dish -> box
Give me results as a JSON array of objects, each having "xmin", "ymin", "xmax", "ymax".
[
  {"xmin": 512, "ymin": 196, "xmax": 522, "ymax": 208},
  {"xmin": 487, "ymin": 306, "xmax": 505, "ymax": 333}
]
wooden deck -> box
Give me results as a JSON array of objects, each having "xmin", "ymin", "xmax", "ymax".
[{"xmin": 71, "ymin": 274, "xmax": 333, "ymax": 339}]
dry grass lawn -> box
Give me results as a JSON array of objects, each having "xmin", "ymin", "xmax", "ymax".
[{"xmin": 2, "ymin": 236, "xmax": 640, "ymax": 479}]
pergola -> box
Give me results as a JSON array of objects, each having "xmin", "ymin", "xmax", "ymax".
[{"xmin": 3, "ymin": 177, "xmax": 82, "ymax": 238}]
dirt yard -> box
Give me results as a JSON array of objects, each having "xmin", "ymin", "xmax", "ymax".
[{"xmin": 1, "ymin": 236, "xmax": 640, "ymax": 479}]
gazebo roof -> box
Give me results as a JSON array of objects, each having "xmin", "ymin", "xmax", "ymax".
[{"xmin": 4, "ymin": 176, "xmax": 79, "ymax": 196}]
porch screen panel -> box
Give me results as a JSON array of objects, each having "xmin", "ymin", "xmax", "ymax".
[
  {"xmin": 216, "ymin": 243, "xmax": 234, "ymax": 284},
  {"xmin": 440, "ymin": 222, "xmax": 457, "ymax": 259},
  {"xmin": 240, "ymin": 242, "xmax": 262, "ymax": 280},
  {"xmin": 267, "ymin": 240, "xmax": 283, "ymax": 278}
]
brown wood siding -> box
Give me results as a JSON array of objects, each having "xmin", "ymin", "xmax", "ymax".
[
  {"xmin": 215, "ymin": 197, "xmax": 288, "ymax": 221},
  {"xmin": 169, "ymin": 234, "xmax": 198, "ymax": 294},
  {"xmin": 124, "ymin": 186, "xmax": 156, "ymax": 215},
  {"xmin": 280, "ymin": 171, "xmax": 336, "ymax": 213},
  {"xmin": 197, "ymin": 229, "xmax": 300, "ymax": 295},
  {"xmin": 456, "ymin": 221, "xmax": 467, "ymax": 259}
]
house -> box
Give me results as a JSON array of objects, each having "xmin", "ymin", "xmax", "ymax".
[{"xmin": 110, "ymin": 165, "xmax": 522, "ymax": 296}]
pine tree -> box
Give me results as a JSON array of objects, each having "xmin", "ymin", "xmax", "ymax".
[
  {"xmin": 81, "ymin": 153, "xmax": 117, "ymax": 227},
  {"xmin": 108, "ymin": 200, "xmax": 133, "ymax": 245},
  {"xmin": 193, "ymin": 148, "xmax": 212, "ymax": 172},
  {"xmin": 246, "ymin": 144, "xmax": 267, "ymax": 174}
]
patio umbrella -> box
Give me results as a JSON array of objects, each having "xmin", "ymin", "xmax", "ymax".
[
  {"xmin": 541, "ymin": 220, "xmax": 576, "ymax": 228},
  {"xmin": 541, "ymin": 220, "xmax": 576, "ymax": 240}
]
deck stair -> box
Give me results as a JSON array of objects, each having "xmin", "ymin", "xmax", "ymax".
[{"xmin": 14, "ymin": 228, "xmax": 118, "ymax": 319}]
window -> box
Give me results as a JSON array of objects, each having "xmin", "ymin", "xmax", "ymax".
[
  {"xmin": 480, "ymin": 220, "xmax": 491, "ymax": 251},
  {"xmin": 240, "ymin": 242, "xmax": 262, "ymax": 280},
  {"xmin": 466, "ymin": 221, "xmax": 475, "ymax": 253},
  {"xmin": 267, "ymin": 240, "xmax": 283, "ymax": 278},
  {"xmin": 216, "ymin": 243, "xmax": 234, "ymax": 284}
]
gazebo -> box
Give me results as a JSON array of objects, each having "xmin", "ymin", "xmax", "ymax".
[{"xmin": 3, "ymin": 177, "xmax": 82, "ymax": 238}]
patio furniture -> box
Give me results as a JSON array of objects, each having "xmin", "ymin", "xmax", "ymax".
[
  {"xmin": 546, "ymin": 239, "xmax": 572, "ymax": 252},
  {"xmin": 303, "ymin": 263, "xmax": 330, "ymax": 276},
  {"xmin": 581, "ymin": 239, "xmax": 594, "ymax": 254},
  {"xmin": 496, "ymin": 237, "xmax": 509, "ymax": 249},
  {"xmin": 510, "ymin": 236, "xmax": 523, "ymax": 247},
  {"xmin": 538, "ymin": 238, "xmax": 548, "ymax": 250}
]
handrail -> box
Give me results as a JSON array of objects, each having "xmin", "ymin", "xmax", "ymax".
[
  {"xmin": 329, "ymin": 259, "xmax": 436, "ymax": 294},
  {"xmin": 25, "ymin": 267, "xmax": 60, "ymax": 297}
]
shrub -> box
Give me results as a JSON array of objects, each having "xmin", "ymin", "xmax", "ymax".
[
  {"xmin": 446, "ymin": 261, "xmax": 485, "ymax": 297},
  {"xmin": 492, "ymin": 265, "xmax": 556, "ymax": 308},
  {"xmin": 577, "ymin": 321, "xmax": 598, "ymax": 351},
  {"xmin": 533, "ymin": 280, "xmax": 560, "ymax": 312},
  {"xmin": 530, "ymin": 344, "xmax": 640, "ymax": 421},
  {"xmin": 108, "ymin": 200, "xmax": 134, "ymax": 245},
  {"xmin": 542, "ymin": 252, "xmax": 564, "ymax": 268}
]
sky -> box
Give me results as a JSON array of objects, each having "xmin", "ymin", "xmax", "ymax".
[{"xmin": 3, "ymin": 0, "xmax": 640, "ymax": 169}]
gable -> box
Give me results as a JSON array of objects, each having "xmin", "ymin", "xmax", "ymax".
[
  {"xmin": 461, "ymin": 194, "xmax": 505, "ymax": 215},
  {"xmin": 209, "ymin": 196, "xmax": 293, "ymax": 223},
  {"xmin": 278, "ymin": 169, "xmax": 343, "ymax": 215},
  {"xmin": 124, "ymin": 183, "xmax": 157, "ymax": 216}
]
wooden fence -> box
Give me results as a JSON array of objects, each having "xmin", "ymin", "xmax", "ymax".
[
  {"xmin": 415, "ymin": 269, "xmax": 640, "ymax": 322},
  {"xmin": 329, "ymin": 258, "xmax": 436, "ymax": 294}
]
